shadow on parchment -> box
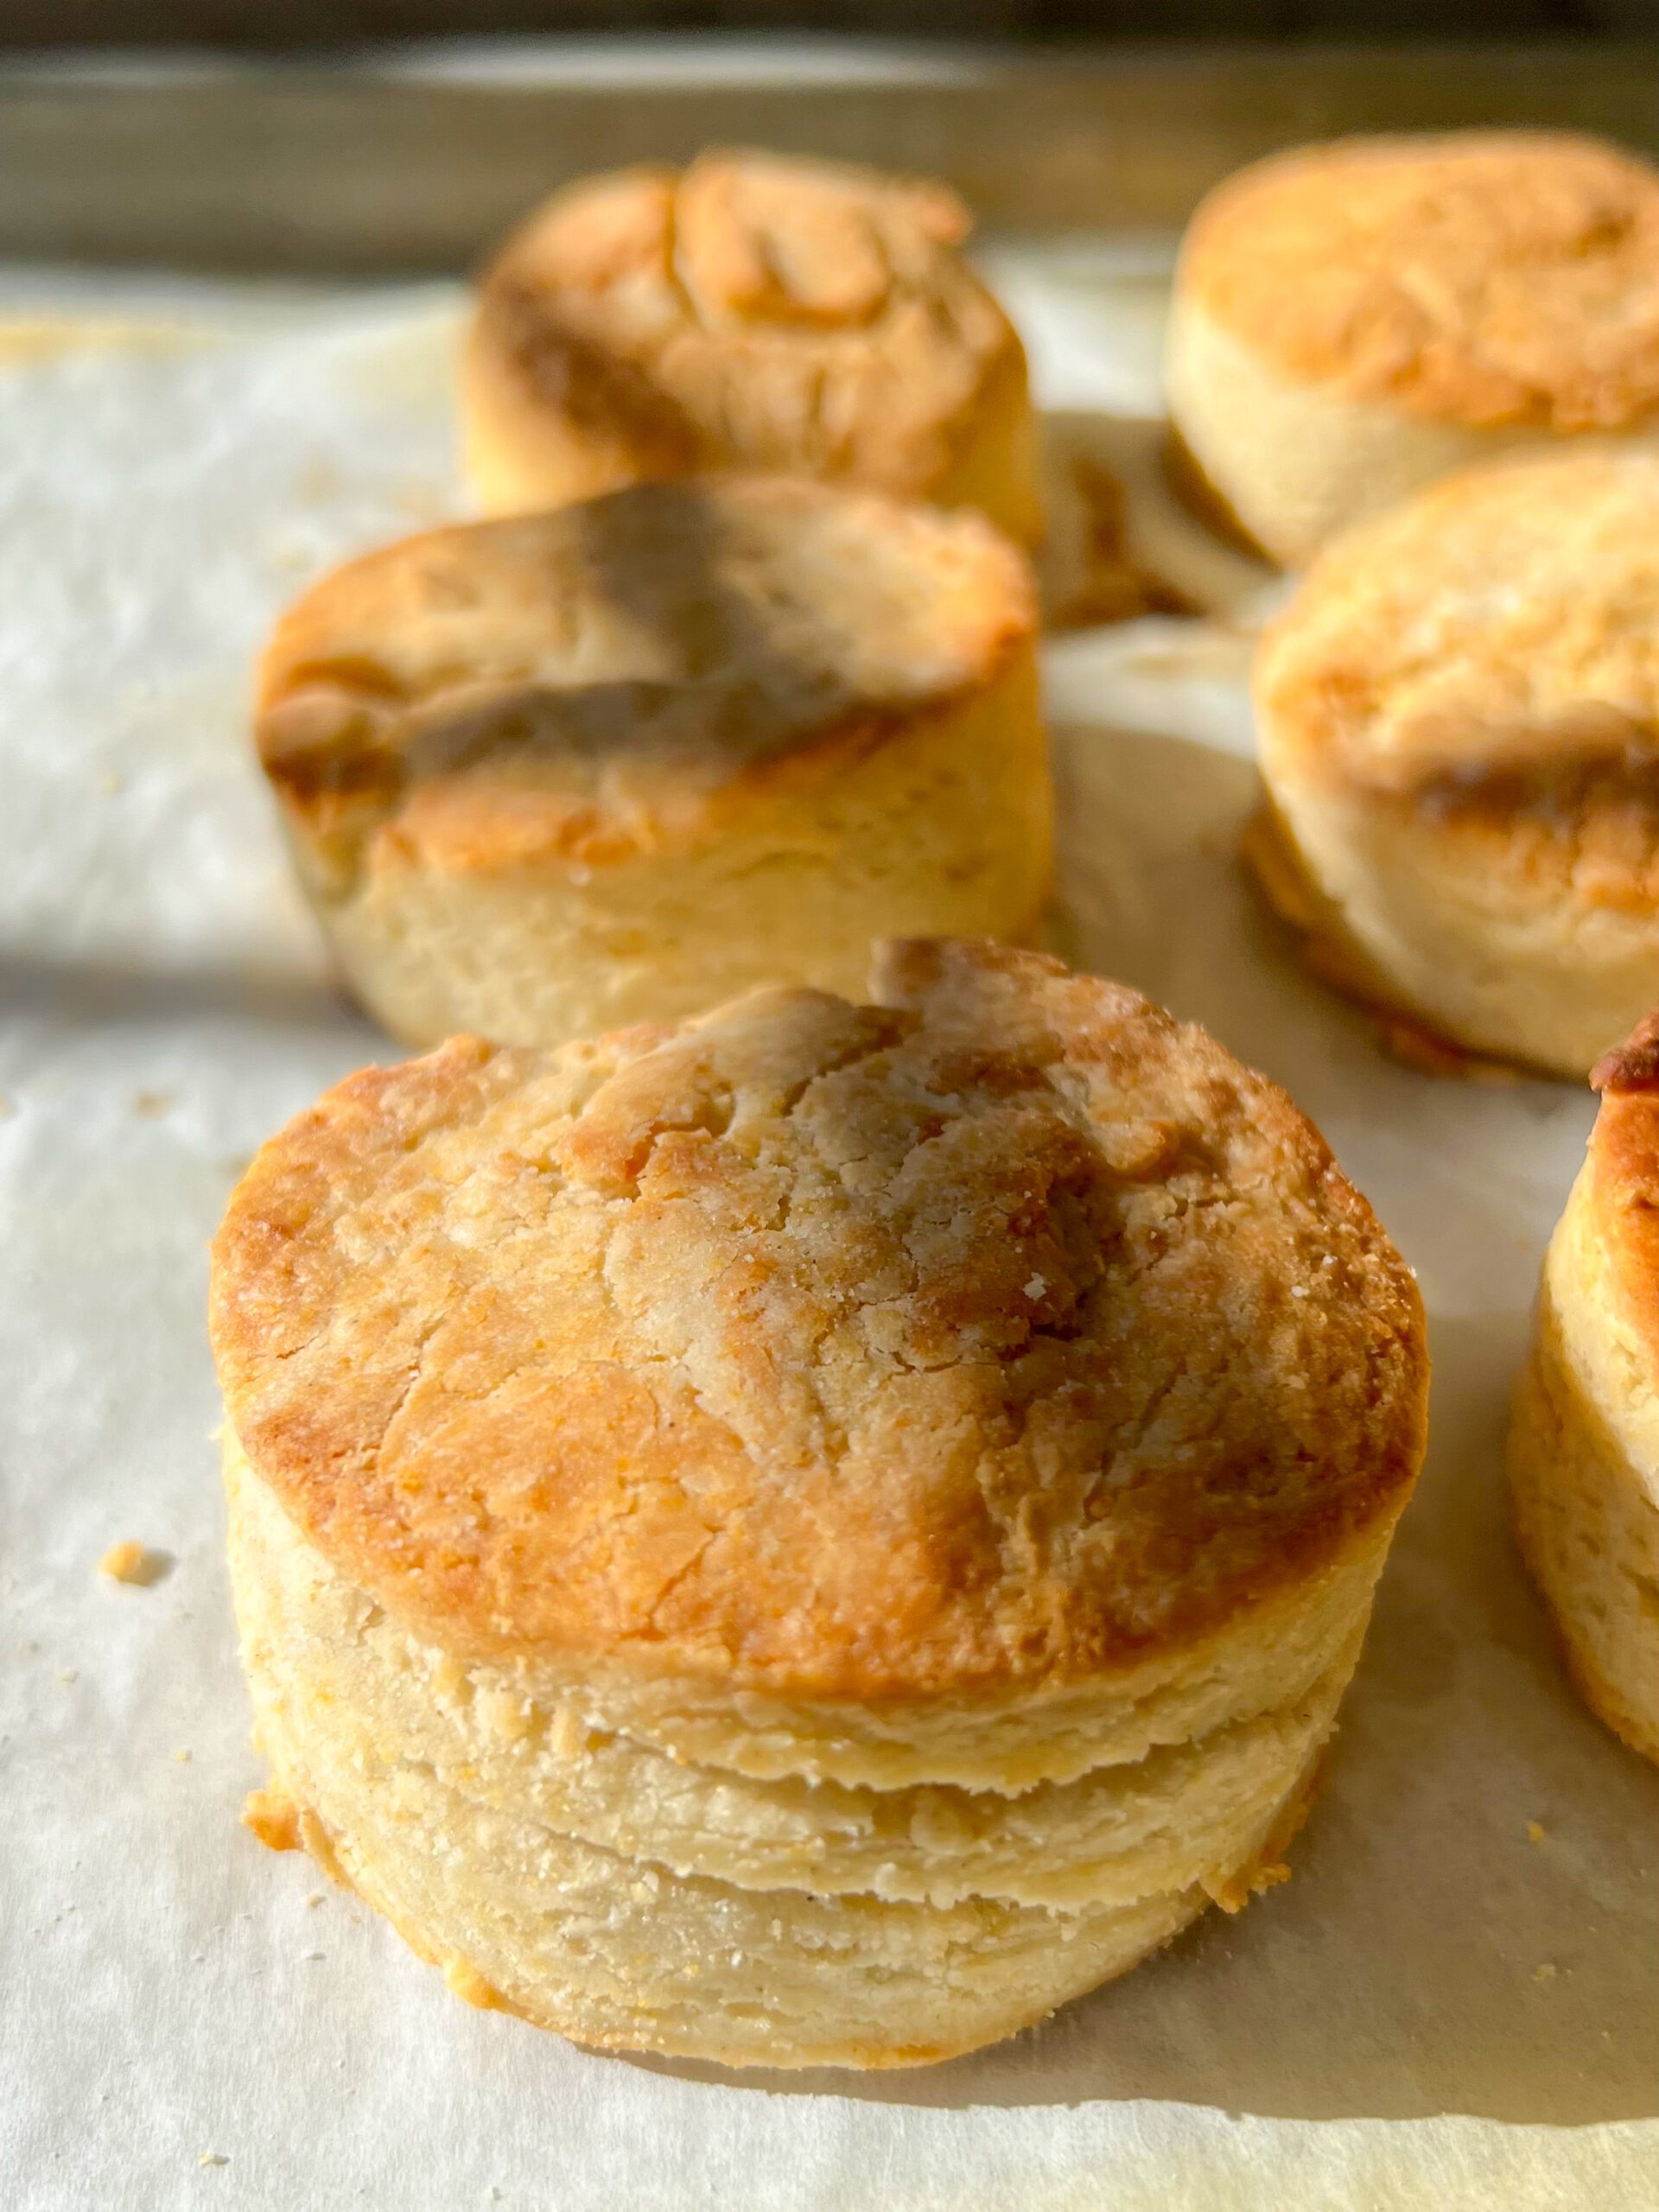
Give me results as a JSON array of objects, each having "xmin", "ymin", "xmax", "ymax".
[
  {"xmin": 624, "ymin": 721, "xmax": 1656, "ymax": 2126},
  {"xmin": 0, "ymin": 947, "xmax": 371, "ymax": 1037}
]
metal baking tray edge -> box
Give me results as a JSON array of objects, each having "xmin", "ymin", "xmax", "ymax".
[{"xmin": 0, "ymin": 38, "xmax": 1654, "ymax": 273}]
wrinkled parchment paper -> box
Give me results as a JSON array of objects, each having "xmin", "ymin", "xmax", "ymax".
[{"xmin": 5, "ymin": 245, "xmax": 1659, "ymax": 2212}]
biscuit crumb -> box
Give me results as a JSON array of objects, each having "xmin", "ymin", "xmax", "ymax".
[
  {"xmin": 132, "ymin": 1090, "xmax": 172, "ymax": 1118},
  {"xmin": 306, "ymin": 1891, "xmax": 325, "ymax": 1908},
  {"xmin": 1527, "ymin": 1820, "xmax": 1547, "ymax": 1844},
  {"xmin": 242, "ymin": 1787, "xmax": 302, "ymax": 1853},
  {"xmin": 1211, "ymin": 1856, "xmax": 1294, "ymax": 1913},
  {"xmin": 1534, "ymin": 1961, "xmax": 1558, "ymax": 1982},
  {"xmin": 175, "ymin": 1749, "xmax": 192, "ymax": 1764},
  {"xmin": 99, "ymin": 1540, "xmax": 171, "ymax": 1586},
  {"xmin": 56, "ymin": 1669, "xmax": 77, "ymax": 1685},
  {"xmin": 442, "ymin": 1958, "xmax": 511, "ymax": 2012},
  {"xmin": 199, "ymin": 2152, "xmax": 228, "ymax": 2168}
]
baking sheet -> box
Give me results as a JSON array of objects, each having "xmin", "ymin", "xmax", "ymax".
[{"xmin": 3, "ymin": 251, "xmax": 1658, "ymax": 2212}]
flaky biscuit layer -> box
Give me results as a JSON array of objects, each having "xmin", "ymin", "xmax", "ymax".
[
  {"xmin": 230, "ymin": 1447, "xmax": 1343, "ymax": 2067},
  {"xmin": 229, "ymin": 1434, "xmax": 1359, "ymax": 1909}
]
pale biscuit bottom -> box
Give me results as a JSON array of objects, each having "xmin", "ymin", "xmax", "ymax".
[
  {"xmin": 254, "ymin": 1717, "xmax": 1216, "ymax": 2069},
  {"xmin": 226, "ymin": 1444, "xmax": 1368, "ymax": 2064},
  {"xmin": 1164, "ymin": 296, "xmax": 1628, "ymax": 569},
  {"xmin": 1249, "ymin": 773, "xmax": 1659, "ymax": 1080},
  {"xmin": 1510, "ymin": 1212, "xmax": 1659, "ymax": 1766},
  {"xmin": 302, "ymin": 662, "xmax": 1052, "ymax": 1052}
]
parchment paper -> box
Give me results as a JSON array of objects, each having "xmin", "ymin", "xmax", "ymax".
[{"xmin": 3, "ymin": 246, "xmax": 1658, "ymax": 2212}]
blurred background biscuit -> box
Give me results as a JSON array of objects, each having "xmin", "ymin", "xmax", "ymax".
[
  {"xmin": 254, "ymin": 477, "xmax": 1049, "ymax": 1048},
  {"xmin": 462, "ymin": 149, "xmax": 1042, "ymax": 545},
  {"xmin": 1167, "ymin": 131, "xmax": 1659, "ymax": 567},
  {"xmin": 1250, "ymin": 447, "xmax": 1659, "ymax": 1077}
]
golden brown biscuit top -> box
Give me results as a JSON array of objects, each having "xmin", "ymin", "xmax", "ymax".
[
  {"xmin": 1255, "ymin": 449, "xmax": 1659, "ymax": 899},
  {"xmin": 472, "ymin": 150, "xmax": 1023, "ymax": 489},
  {"xmin": 210, "ymin": 939, "xmax": 1426, "ymax": 1697},
  {"xmin": 254, "ymin": 477, "xmax": 1034, "ymax": 889},
  {"xmin": 1181, "ymin": 131, "xmax": 1659, "ymax": 429}
]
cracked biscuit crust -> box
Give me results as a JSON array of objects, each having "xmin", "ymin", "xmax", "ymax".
[
  {"xmin": 1182, "ymin": 131, "xmax": 1659, "ymax": 431},
  {"xmin": 254, "ymin": 476, "xmax": 1036, "ymax": 902},
  {"xmin": 208, "ymin": 939, "xmax": 1426, "ymax": 1697},
  {"xmin": 463, "ymin": 150, "xmax": 1034, "ymax": 531}
]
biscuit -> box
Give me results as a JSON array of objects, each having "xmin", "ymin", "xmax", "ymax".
[
  {"xmin": 1251, "ymin": 448, "xmax": 1659, "ymax": 1078},
  {"xmin": 254, "ymin": 478, "xmax": 1048, "ymax": 1049},
  {"xmin": 462, "ymin": 150, "xmax": 1041, "ymax": 546},
  {"xmin": 1167, "ymin": 132, "xmax": 1659, "ymax": 566},
  {"xmin": 1510, "ymin": 1013, "xmax": 1659, "ymax": 1764},
  {"xmin": 211, "ymin": 938, "xmax": 1427, "ymax": 2067}
]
